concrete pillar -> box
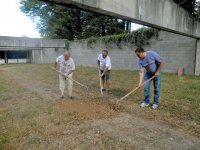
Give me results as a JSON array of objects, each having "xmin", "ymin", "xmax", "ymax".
[
  {"xmin": 195, "ymin": 39, "xmax": 200, "ymax": 76},
  {"xmin": 40, "ymin": 49, "xmax": 43, "ymax": 63},
  {"xmin": 5, "ymin": 51, "xmax": 8, "ymax": 64},
  {"xmin": 32, "ymin": 50, "xmax": 35, "ymax": 63}
]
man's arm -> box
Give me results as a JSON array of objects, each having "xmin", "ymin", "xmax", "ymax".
[
  {"xmin": 67, "ymin": 59, "xmax": 75, "ymax": 76},
  {"xmin": 101, "ymin": 57, "xmax": 110, "ymax": 77},
  {"xmin": 138, "ymin": 69, "xmax": 144, "ymax": 87},
  {"xmin": 67, "ymin": 70, "xmax": 74, "ymax": 76},
  {"xmin": 97, "ymin": 60, "xmax": 100, "ymax": 69},
  {"xmin": 101, "ymin": 67, "xmax": 109, "ymax": 77},
  {"xmin": 155, "ymin": 61, "xmax": 165, "ymax": 76},
  {"xmin": 151, "ymin": 51, "xmax": 164, "ymax": 76}
]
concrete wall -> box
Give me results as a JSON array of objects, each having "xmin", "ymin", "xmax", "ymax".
[
  {"xmin": 32, "ymin": 48, "xmax": 66, "ymax": 64},
  {"xmin": 0, "ymin": 33, "xmax": 197, "ymax": 75},
  {"xmin": 195, "ymin": 40, "xmax": 200, "ymax": 75},
  {"xmin": 69, "ymin": 31, "xmax": 196, "ymax": 75},
  {"xmin": 0, "ymin": 36, "xmax": 66, "ymax": 48},
  {"xmin": 43, "ymin": 0, "xmax": 200, "ymax": 38}
]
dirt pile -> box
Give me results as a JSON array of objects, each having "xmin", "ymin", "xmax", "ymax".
[{"xmin": 55, "ymin": 99, "xmax": 120, "ymax": 120}]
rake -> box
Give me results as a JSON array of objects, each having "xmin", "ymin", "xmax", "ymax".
[
  {"xmin": 112, "ymin": 75, "xmax": 156, "ymax": 110},
  {"xmin": 53, "ymin": 68, "xmax": 89, "ymax": 91},
  {"xmin": 99, "ymin": 70, "xmax": 103, "ymax": 95}
]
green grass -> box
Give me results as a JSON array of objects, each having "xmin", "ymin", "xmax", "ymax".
[{"xmin": 0, "ymin": 64, "xmax": 200, "ymax": 149}]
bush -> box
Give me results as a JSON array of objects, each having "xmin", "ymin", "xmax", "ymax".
[{"xmin": 84, "ymin": 28, "xmax": 159, "ymax": 48}]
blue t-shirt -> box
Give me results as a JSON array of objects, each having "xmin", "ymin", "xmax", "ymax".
[{"xmin": 137, "ymin": 51, "xmax": 162, "ymax": 73}]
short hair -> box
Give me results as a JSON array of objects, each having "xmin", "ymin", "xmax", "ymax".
[
  {"xmin": 135, "ymin": 47, "xmax": 145, "ymax": 53},
  {"xmin": 102, "ymin": 50, "xmax": 108, "ymax": 54}
]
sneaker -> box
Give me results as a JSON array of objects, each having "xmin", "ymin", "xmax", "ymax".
[
  {"xmin": 152, "ymin": 104, "xmax": 158, "ymax": 109},
  {"xmin": 140, "ymin": 102, "xmax": 149, "ymax": 108}
]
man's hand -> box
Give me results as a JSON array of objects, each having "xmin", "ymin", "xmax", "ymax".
[
  {"xmin": 155, "ymin": 61, "xmax": 164, "ymax": 76},
  {"xmin": 155, "ymin": 71, "xmax": 160, "ymax": 76},
  {"xmin": 64, "ymin": 73, "xmax": 67, "ymax": 77},
  {"xmin": 137, "ymin": 83, "xmax": 142, "ymax": 88},
  {"xmin": 100, "ymin": 73, "xmax": 104, "ymax": 78},
  {"xmin": 67, "ymin": 70, "xmax": 73, "ymax": 76}
]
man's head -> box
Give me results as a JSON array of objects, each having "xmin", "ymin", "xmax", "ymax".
[
  {"xmin": 102, "ymin": 50, "xmax": 108, "ymax": 58},
  {"xmin": 64, "ymin": 50, "xmax": 71, "ymax": 60},
  {"xmin": 135, "ymin": 47, "xmax": 146, "ymax": 59}
]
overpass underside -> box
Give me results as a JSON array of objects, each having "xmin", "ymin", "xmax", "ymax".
[{"xmin": 0, "ymin": 36, "xmax": 66, "ymax": 64}]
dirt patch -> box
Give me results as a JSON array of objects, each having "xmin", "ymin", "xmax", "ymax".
[
  {"xmin": 55, "ymin": 99, "xmax": 119, "ymax": 120},
  {"xmin": 109, "ymin": 101, "xmax": 125, "ymax": 111}
]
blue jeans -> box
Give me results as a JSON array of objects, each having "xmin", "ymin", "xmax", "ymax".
[{"xmin": 143, "ymin": 72, "xmax": 162, "ymax": 104}]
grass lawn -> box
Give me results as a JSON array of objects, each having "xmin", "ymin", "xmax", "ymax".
[{"xmin": 0, "ymin": 64, "xmax": 200, "ymax": 149}]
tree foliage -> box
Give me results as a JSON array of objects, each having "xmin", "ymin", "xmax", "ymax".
[
  {"xmin": 20, "ymin": 0, "xmax": 131, "ymax": 40},
  {"xmin": 173, "ymin": 0, "xmax": 200, "ymax": 18},
  {"xmin": 86, "ymin": 28, "xmax": 158, "ymax": 48}
]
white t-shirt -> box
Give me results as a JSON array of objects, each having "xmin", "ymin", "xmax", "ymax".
[
  {"xmin": 56, "ymin": 55, "xmax": 75, "ymax": 74},
  {"xmin": 97, "ymin": 54, "xmax": 111, "ymax": 70}
]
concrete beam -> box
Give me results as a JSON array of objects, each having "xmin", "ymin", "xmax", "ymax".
[
  {"xmin": 0, "ymin": 47, "xmax": 42, "ymax": 51},
  {"xmin": 195, "ymin": 40, "xmax": 200, "ymax": 75},
  {"xmin": 42, "ymin": 0, "xmax": 200, "ymax": 38},
  {"xmin": 0, "ymin": 36, "xmax": 66, "ymax": 48}
]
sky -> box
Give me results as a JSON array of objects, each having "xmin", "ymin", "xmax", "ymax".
[
  {"xmin": 0, "ymin": 0, "xmax": 40, "ymax": 38},
  {"xmin": 131, "ymin": 23, "xmax": 143, "ymax": 31},
  {"xmin": 0, "ymin": 0, "xmax": 142, "ymax": 38}
]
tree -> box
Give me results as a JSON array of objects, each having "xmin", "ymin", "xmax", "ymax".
[
  {"xmin": 173, "ymin": 0, "xmax": 200, "ymax": 18},
  {"xmin": 81, "ymin": 13, "xmax": 128, "ymax": 38},
  {"xmin": 195, "ymin": 1, "xmax": 200, "ymax": 19},
  {"xmin": 20, "ymin": 0, "xmax": 83, "ymax": 39},
  {"xmin": 20, "ymin": 0, "xmax": 131, "ymax": 40}
]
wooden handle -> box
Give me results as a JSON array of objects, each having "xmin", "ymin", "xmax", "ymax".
[
  {"xmin": 118, "ymin": 76, "xmax": 156, "ymax": 102},
  {"xmin": 99, "ymin": 70, "xmax": 103, "ymax": 95},
  {"xmin": 53, "ymin": 68, "xmax": 88, "ymax": 90}
]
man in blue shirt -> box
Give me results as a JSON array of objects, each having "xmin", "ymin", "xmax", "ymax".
[{"xmin": 135, "ymin": 47, "xmax": 165, "ymax": 109}]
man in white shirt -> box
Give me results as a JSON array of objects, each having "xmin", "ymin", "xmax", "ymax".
[
  {"xmin": 97, "ymin": 50, "xmax": 112, "ymax": 91},
  {"xmin": 55, "ymin": 50, "xmax": 75, "ymax": 99}
]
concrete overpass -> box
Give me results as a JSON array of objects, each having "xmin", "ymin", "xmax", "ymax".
[
  {"xmin": 0, "ymin": 36, "xmax": 66, "ymax": 49},
  {"xmin": 0, "ymin": 36, "xmax": 66, "ymax": 64},
  {"xmin": 42, "ymin": 0, "xmax": 199, "ymax": 38},
  {"xmin": 41, "ymin": 0, "xmax": 200, "ymax": 75}
]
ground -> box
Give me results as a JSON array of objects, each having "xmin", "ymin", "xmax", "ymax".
[{"xmin": 0, "ymin": 64, "xmax": 200, "ymax": 150}]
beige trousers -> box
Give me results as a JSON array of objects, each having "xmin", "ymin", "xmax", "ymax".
[{"xmin": 59, "ymin": 73, "xmax": 73, "ymax": 97}]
